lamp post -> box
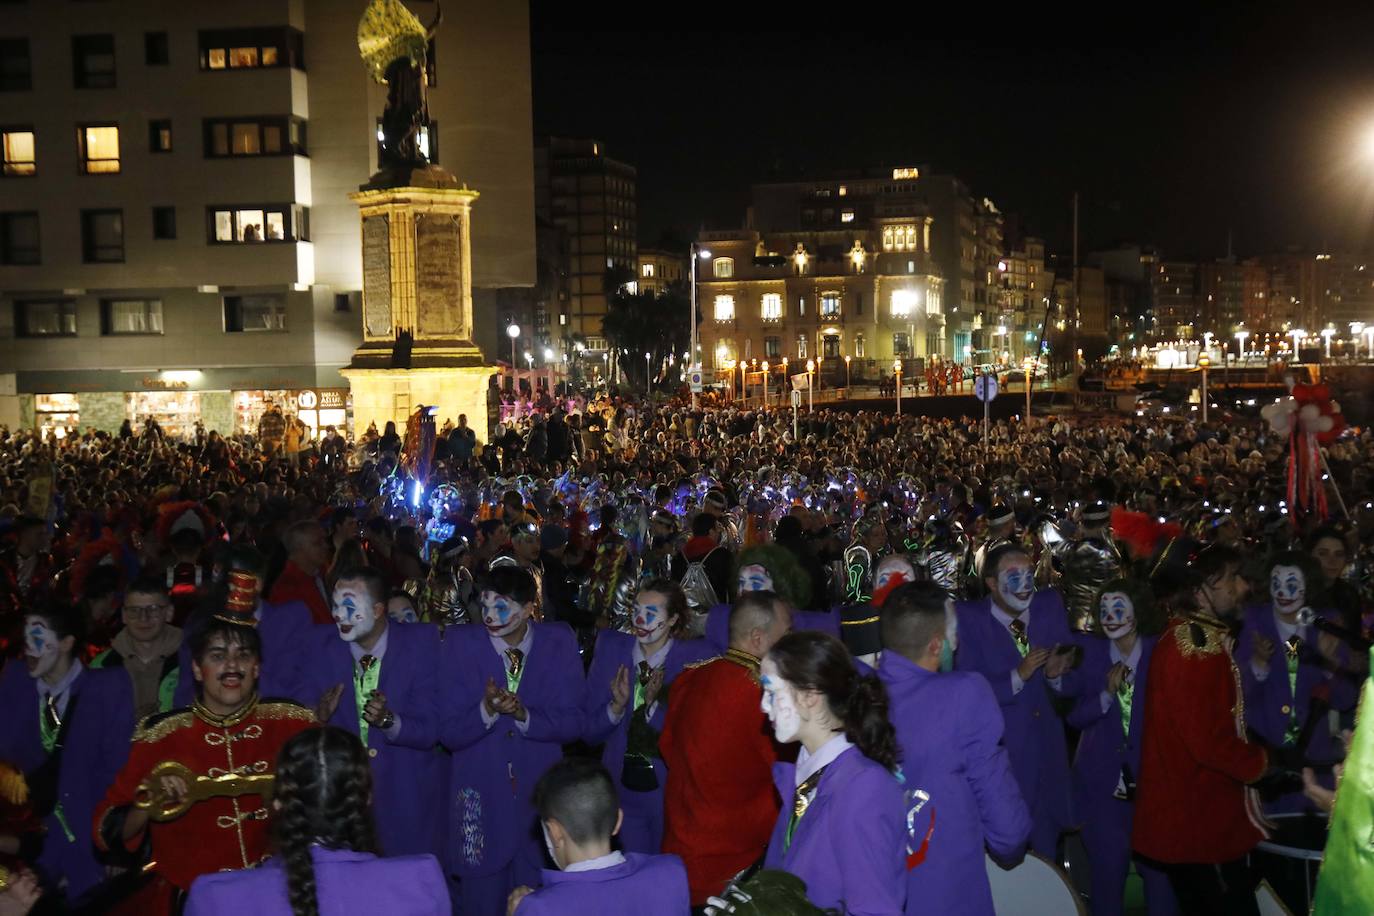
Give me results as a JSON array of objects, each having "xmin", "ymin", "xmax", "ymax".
[
  {"xmin": 1289, "ymin": 328, "xmax": 1306, "ymax": 361},
  {"xmin": 1365, "ymin": 326, "xmax": 1374, "ymax": 361},
  {"xmin": 543, "ymin": 347, "xmax": 555, "ymax": 398},
  {"xmin": 690, "ymin": 243, "xmax": 711, "ymax": 410},
  {"xmin": 1351, "ymin": 323, "xmax": 1365, "ymax": 360},
  {"xmin": 844, "ymin": 355, "xmax": 852, "ymax": 392},
  {"xmin": 1198, "ymin": 353, "xmax": 1210, "ymax": 423},
  {"xmin": 894, "ymin": 359, "xmax": 902, "ymax": 417},
  {"xmin": 761, "ymin": 361, "xmax": 769, "ymax": 408},
  {"xmin": 816, "ymin": 354, "xmax": 824, "ymax": 394},
  {"xmin": 806, "ymin": 359, "xmax": 815, "ymax": 411},
  {"xmin": 1234, "ymin": 329, "xmax": 1249, "ymax": 365},
  {"xmin": 506, "ymin": 323, "xmax": 520, "ymax": 418},
  {"xmin": 644, "ymin": 351, "xmax": 651, "ymax": 397},
  {"xmin": 1023, "ymin": 355, "xmax": 1035, "ymax": 427},
  {"xmin": 1321, "ymin": 326, "xmax": 1336, "ymax": 360}
]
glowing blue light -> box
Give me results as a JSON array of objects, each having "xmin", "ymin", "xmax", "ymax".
[{"xmin": 412, "ymin": 482, "xmax": 423, "ymax": 507}]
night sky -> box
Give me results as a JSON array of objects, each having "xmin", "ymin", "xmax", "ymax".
[{"xmin": 530, "ymin": 4, "xmax": 1374, "ymax": 260}]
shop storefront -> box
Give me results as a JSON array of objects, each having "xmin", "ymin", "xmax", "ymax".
[
  {"xmin": 234, "ymin": 388, "xmax": 350, "ymax": 438},
  {"xmin": 128, "ymin": 390, "xmax": 203, "ymax": 440},
  {"xmin": 34, "ymin": 393, "xmax": 80, "ymax": 439}
]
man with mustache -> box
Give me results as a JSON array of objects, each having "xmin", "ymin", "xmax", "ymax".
[
  {"xmin": 438, "ymin": 565, "xmax": 584, "ymax": 916},
  {"xmin": 956, "ymin": 542, "xmax": 1078, "ymax": 858},
  {"xmin": 304, "ymin": 566, "xmax": 444, "ymax": 860},
  {"xmin": 94, "ymin": 592, "xmax": 314, "ymax": 915}
]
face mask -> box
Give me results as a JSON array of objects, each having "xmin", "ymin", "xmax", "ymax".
[
  {"xmin": 1270, "ymin": 565, "xmax": 1306, "ymax": 615},
  {"xmin": 875, "ymin": 558, "xmax": 915, "ymax": 593},
  {"xmin": 482, "ymin": 590, "xmax": 530, "ymax": 638},
  {"xmin": 24, "ymin": 616, "xmax": 61, "ymax": 681},
  {"xmin": 1099, "ymin": 591, "xmax": 1136, "ymax": 639},
  {"xmin": 332, "ymin": 584, "xmax": 379, "ymax": 643},
  {"xmin": 632, "ymin": 593, "xmax": 672, "ymax": 646},
  {"xmin": 759, "ymin": 659, "xmax": 802, "ymax": 743},
  {"xmin": 939, "ymin": 600, "xmax": 958, "ymax": 671},
  {"xmin": 996, "ymin": 563, "xmax": 1035, "ymax": 613},
  {"xmin": 737, "ymin": 564, "xmax": 774, "ymax": 594},
  {"xmin": 541, "ymin": 822, "xmax": 560, "ymax": 870}
]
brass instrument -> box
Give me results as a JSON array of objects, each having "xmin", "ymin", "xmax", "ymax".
[{"xmin": 133, "ymin": 760, "xmax": 275, "ymax": 822}]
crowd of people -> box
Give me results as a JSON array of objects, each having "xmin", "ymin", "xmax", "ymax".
[{"xmin": 0, "ymin": 395, "xmax": 1371, "ymax": 915}]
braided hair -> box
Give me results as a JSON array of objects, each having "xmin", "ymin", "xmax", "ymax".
[{"xmin": 271, "ymin": 726, "xmax": 380, "ymax": 916}]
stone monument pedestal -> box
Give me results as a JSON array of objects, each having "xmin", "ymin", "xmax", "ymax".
[{"xmin": 340, "ymin": 164, "xmax": 497, "ymax": 441}]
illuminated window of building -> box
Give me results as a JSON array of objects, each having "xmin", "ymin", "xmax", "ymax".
[
  {"xmin": 765, "ymin": 336, "xmax": 781, "ymax": 357},
  {"xmin": 207, "ymin": 117, "xmax": 307, "ymax": 157},
  {"xmin": 854, "ymin": 334, "xmax": 865, "ymax": 358},
  {"xmin": 199, "ymin": 28, "xmax": 303, "ymax": 71},
  {"xmin": 891, "ymin": 289, "xmax": 917, "ymax": 317},
  {"xmin": 78, "ymin": 124, "xmax": 120, "ymax": 173},
  {"xmin": 820, "ymin": 293, "xmax": 841, "ymax": 318},
  {"xmin": 2, "ymin": 128, "xmax": 35, "ymax": 175},
  {"xmin": 793, "ymin": 245, "xmax": 808, "ymax": 275},
  {"xmin": 838, "ymin": 185, "xmax": 848, "ymax": 196},
  {"xmin": 796, "ymin": 334, "xmax": 808, "ymax": 359},
  {"xmin": 209, "ymin": 204, "xmax": 304, "ymax": 243},
  {"xmin": 715, "ymin": 339, "xmax": 736, "ymax": 364},
  {"xmin": 882, "ymin": 226, "xmax": 894, "ymax": 251},
  {"xmin": 761, "ymin": 293, "xmax": 782, "ymax": 320},
  {"xmin": 908, "ymin": 260, "xmax": 916, "ymax": 274},
  {"xmin": 713, "ymin": 294, "xmax": 735, "ymax": 321},
  {"xmin": 641, "ymin": 263, "xmax": 654, "ymax": 278},
  {"xmin": 904, "ymin": 226, "xmax": 916, "ymax": 251},
  {"xmin": 850, "ymin": 242, "xmax": 866, "ymax": 273},
  {"xmin": 16, "ymin": 299, "xmax": 76, "ymax": 337},
  {"xmin": 713, "ymin": 257, "xmax": 734, "ymax": 279},
  {"xmin": 223, "ymin": 293, "xmax": 286, "ymax": 332},
  {"xmin": 101, "ymin": 298, "xmax": 163, "ymax": 335},
  {"xmin": 840, "ymin": 209, "xmax": 854, "ymax": 223},
  {"xmin": 893, "ymin": 332, "xmax": 911, "ymax": 355}
]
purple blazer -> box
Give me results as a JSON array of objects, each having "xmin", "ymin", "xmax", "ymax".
[
  {"xmin": 1068, "ymin": 635, "xmax": 1157, "ymax": 815},
  {"xmin": 301, "ymin": 622, "xmax": 444, "ymax": 859},
  {"xmin": 764, "ymin": 746, "xmax": 907, "ymax": 916},
  {"xmin": 174, "ymin": 598, "xmax": 314, "ymax": 706},
  {"xmin": 877, "ymin": 651, "xmax": 1030, "ymax": 916},
  {"xmin": 514, "ymin": 852, "xmax": 691, "ymax": 915},
  {"xmin": 1235, "ymin": 603, "xmax": 1358, "ymax": 811},
  {"xmin": 704, "ymin": 604, "xmax": 841, "ymax": 653},
  {"xmin": 184, "ymin": 847, "xmax": 450, "ymax": 915},
  {"xmin": 582, "ymin": 632, "xmax": 716, "ymax": 797},
  {"xmin": 954, "ymin": 591, "xmax": 1078, "ymax": 833},
  {"xmin": 438, "ymin": 621, "xmax": 585, "ymax": 877},
  {"xmin": 0, "ymin": 663, "xmax": 134, "ymax": 899}
]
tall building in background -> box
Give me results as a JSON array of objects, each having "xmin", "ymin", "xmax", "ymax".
[
  {"xmin": 533, "ymin": 137, "xmax": 637, "ymax": 351},
  {"xmin": 1153, "ymin": 261, "xmax": 1200, "ymax": 340},
  {"xmin": 0, "ymin": 0, "xmax": 535, "ymax": 436},
  {"xmin": 636, "ymin": 246, "xmax": 686, "ymax": 296}
]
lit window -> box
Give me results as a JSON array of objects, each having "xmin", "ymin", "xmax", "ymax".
[
  {"xmin": 891, "ymin": 289, "xmax": 917, "ymax": 317},
  {"xmin": 2, "ymin": 129, "xmax": 35, "ymax": 175},
  {"xmin": 796, "ymin": 335, "xmax": 808, "ymax": 359},
  {"xmin": 15, "ymin": 299, "xmax": 76, "ymax": 337},
  {"xmin": 908, "ymin": 260, "xmax": 916, "ymax": 274},
  {"xmin": 78, "ymin": 124, "xmax": 120, "ymax": 173},
  {"xmin": 893, "ymin": 332, "xmax": 911, "ymax": 355},
  {"xmin": 820, "ymin": 293, "xmax": 841, "ymax": 318},
  {"xmin": 854, "ymin": 334, "xmax": 865, "ymax": 358},
  {"xmin": 713, "ymin": 257, "xmax": 734, "ymax": 279},
  {"xmin": 641, "ymin": 263, "xmax": 655, "ymax": 278},
  {"xmin": 209, "ymin": 205, "xmax": 299, "ymax": 243},
  {"xmin": 199, "ymin": 28, "xmax": 302, "ymax": 71},
  {"xmin": 761, "ymin": 293, "xmax": 782, "ymax": 320},
  {"xmin": 905, "ymin": 226, "xmax": 916, "ymax": 251},
  {"xmin": 882, "ymin": 226, "xmax": 894, "ymax": 251},
  {"xmin": 206, "ymin": 117, "xmax": 306, "ymax": 157},
  {"xmin": 841, "ymin": 209, "xmax": 855, "ymax": 223},
  {"xmin": 149, "ymin": 119, "xmax": 172, "ymax": 153},
  {"xmin": 101, "ymin": 298, "xmax": 163, "ymax": 335},
  {"xmin": 714, "ymin": 295, "xmax": 735, "ymax": 321},
  {"xmin": 223, "ymin": 294, "xmax": 286, "ymax": 332},
  {"xmin": 838, "ymin": 185, "xmax": 848, "ymax": 197}
]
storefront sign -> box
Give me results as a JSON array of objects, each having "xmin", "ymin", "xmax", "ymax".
[
  {"xmin": 319, "ymin": 389, "xmax": 346, "ymax": 408},
  {"xmin": 297, "ymin": 390, "xmax": 318, "ymax": 409},
  {"xmin": 141, "ymin": 376, "xmax": 189, "ymax": 390}
]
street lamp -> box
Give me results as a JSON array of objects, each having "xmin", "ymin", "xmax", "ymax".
[
  {"xmin": 844, "ymin": 354, "xmax": 852, "ymax": 390},
  {"xmin": 1289, "ymin": 328, "xmax": 1306, "ymax": 360},
  {"xmin": 506, "ymin": 323, "xmax": 521, "ymax": 415},
  {"xmin": 1197, "ymin": 353, "xmax": 1210, "ymax": 423},
  {"xmin": 1365, "ymin": 325, "xmax": 1374, "ymax": 361},
  {"xmin": 1234, "ymin": 329, "xmax": 1249, "ymax": 364},
  {"xmin": 806, "ymin": 359, "xmax": 815, "ymax": 411},
  {"xmin": 1321, "ymin": 326, "xmax": 1336, "ymax": 360},
  {"xmin": 894, "ymin": 359, "xmax": 903, "ymax": 417},
  {"xmin": 543, "ymin": 347, "xmax": 555, "ymax": 396},
  {"xmin": 761, "ymin": 361, "xmax": 769, "ymax": 408},
  {"xmin": 816, "ymin": 354, "xmax": 824, "ymax": 393},
  {"xmin": 690, "ymin": 243, "xmax": 712, "ymax": 409},
  {"xmin": 644, "ymin": 351, "xmax": 652, "ymax": 397}
]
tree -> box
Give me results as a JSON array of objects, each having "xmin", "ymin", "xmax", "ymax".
[{"xmin": 600, "ymin": 268, "xmax": 694, "ymax": 390}]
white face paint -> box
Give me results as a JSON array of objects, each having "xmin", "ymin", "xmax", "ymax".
[
  {"xmin": 23, "ymin": 615, "xmax": 61, "ymax": 681},
  {"xmin": 331, "ymin": 582, "xmax": 379, "ymax": 643},
  {"xmin": 737, "ymin": 564, "xmax": 774, "ymax": 594},
  {"xmin": 1270, "ymin": 565, "xmax": 1306, "ymax": 616},
  {"xmin": 1099, "ymin": 591, "xmax": 1137, "ymax": 640},
  {"xmin": 632, "ymin": 591, "xmax": 673, "ymax": 646},
  {"xmin": 387, "ymin": 597, "xmax": 419, "ymax": 624},
  {"xmin": 875, "ymin": 556, "xmax": 915, "ymax": 593},
  {"xmin": 481, "ymin": 589, "xmax": 530, "ymax": 638},
  {"xmin": 759, "ymin": 657, "xmax": 802, "ymax": 744},
  {"xmin": 996, "ymin": 559, "xmax": 1035, "ymax": 614}
]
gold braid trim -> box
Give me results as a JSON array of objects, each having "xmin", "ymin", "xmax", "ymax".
[
  {"xmin": 724, "ymin": 648, "xmax": 762, "ymax": 684},
  {"xmin": 842, "ymin": 615, "xmax": 881, "ymax": 626},
  {"xmin": 193, "ymin": 694, "xmax": 260, "ymax": 729},
  {"xmin": 682, "ymin": 655, "xmax": 722, "ymax": 672},
  {"xmin": 252, "ymin": 700, "xmax": 318, "ymax": 724},
  {"xmin": 133, "ymin": 710, "xmax": 195, "ymax": 744},
  {"xmin": 1171, "ymin": 613, "xmax": 1230, "ymax": 658}
]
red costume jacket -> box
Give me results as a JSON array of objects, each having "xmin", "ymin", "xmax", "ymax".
[
  {"xmin": 268, "ymin": 561, "xmax": 331, "ymax": 625},
  {"xmin": 94, "ymin": 696, "xmax": 315, "ymax": 912},
  {"xmin": 661, "ymin": 648, "xmax": 781, "ymax": 905},
  {"xmin": 1132, "ymin": 614, "xmax": 1269, "ymax": 864}
]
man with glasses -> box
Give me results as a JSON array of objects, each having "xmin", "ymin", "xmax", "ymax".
[{"xmin": 91, "ymin": 574, "xmax": 181, "ymax": 718}]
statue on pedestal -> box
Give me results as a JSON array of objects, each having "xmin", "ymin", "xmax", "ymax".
[{"xmin": 358, "ymin": 0, "xmax": 443, "ymax": 168}]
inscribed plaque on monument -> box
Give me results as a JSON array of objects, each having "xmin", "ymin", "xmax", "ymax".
[
  {"xmin": 415, "ymin": 213, "xmax": 463, "ymax": 338},
  {"xmin": 362, "ymin": 215, "xmax": 392, "ymax": 337}
]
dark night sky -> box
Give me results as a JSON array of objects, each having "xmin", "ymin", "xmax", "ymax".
[{"xmin": 530, "ymin": 3, "xmax": 1374, "ymax": 260}]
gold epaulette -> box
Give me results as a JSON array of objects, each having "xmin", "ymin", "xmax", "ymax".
[
  {"xmin": 254, "ymin": 698, "xmax": 319, "ymax": 725},
  {"xmin": 682, "ymin": 655, "xmax": 722, "ymax": 672},
  {"xmin": 133, "ymin": 709, "xmax": 196, "ymax": 744},
  {"xmin": 723, "ymin": 648, "xmax": 763, "ymax": 684},
  {"xmin": 1171, "ymin": 614, "xmax": 1229, "ymax": 658}
]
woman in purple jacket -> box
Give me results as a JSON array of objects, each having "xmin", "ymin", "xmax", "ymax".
[
  {"xmin": 185, "ymin": 726, "xmax": 450, "ymax": 916},
  {"xmin": 759, "ymin": 631, "xmax": 906, "ymax": 916}
]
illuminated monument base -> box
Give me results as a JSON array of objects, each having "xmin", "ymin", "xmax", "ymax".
[{"xmin": 340, "ymin": 167, "xmax": 497, "ymax": 442}]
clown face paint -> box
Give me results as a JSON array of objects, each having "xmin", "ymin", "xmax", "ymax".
[
  {"xmin": 481, "ymin": 589, "xmax": 529, "ymax": 639},
  {"xmin": 1270, "ymin": 565, "xmax": 1306, "ymax": 617},
  {"xmin": 1099, "ymin": 591, "xmax": 1137, "ymax": 640},
  {"xmin": 875, "ymin": 557, "xmax": 916, "ymax": 593},
  {"xmin": 331, "ymin": 581, "xmax": 379, "ymax": 644},
  {"xmin": 995, "ymin": 558, "xmax": 1035, "ymax": 614},
  {"xmin": 632, "ymin": 591, "xmax": 673, "ymax": 646},
  {"xmin": 759, "ymin": 657, "xmax": 801, "ymax": 743},
  {"xmin": 737, "ymin": 564, "xmax": 774, "ymax": 594},
  {"xmin": 387, "ymin": 596, "xmax": 419, "ymax": 624},
  {"xmin": 23, "ymin": 615, "xmax": 62, "ymax": 680}
]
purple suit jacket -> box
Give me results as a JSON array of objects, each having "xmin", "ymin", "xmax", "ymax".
[
  {"xmin": 954, "ymin": 591, "xmax": 1077, "ymax": 832},
  {"xmin": 582, "ymin": 632, "xmax": 716, "ymax": 799},
  {"xmin": 877, "ymin": 651, "xmax": 1030, "ymax": 916},
  {"xmin": 704, "ymin": 604, "xmax": 841, "ymax": 653},
  {"xmin": 1067, "ymin": 636, "xmax": 1156, "ymax": 815},
  {"xmin": 514, "ymin": 852, "xmax": 690, "ymax": 915},
  {"xmin": 301, "ymin": 622, "xmax": 444, "ymax": 858},
  {"xmin": 174, "ymin": 598, "xmax": 314, "ymax": 706},
  {"xmin": 439, "ymin": 621, "xmax": 585, "ymax": 877},
  {"xmin": 184, "ymin": 847, "xmax": 450, "ymax": 915},
  {"xmin": 764, "ymin": 746, "xmax": 907, "ymax": 916},
  {"xmin": 0, "ymin": 663, "xmax": 134, "ymax": 899}
]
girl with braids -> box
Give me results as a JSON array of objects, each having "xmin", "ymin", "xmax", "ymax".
[
  {"xmin": 757, "ymin": 631, "xmax": 906, "ymax": 915},
  {"xmin": 184, "ymin": 726, "xmax": 449, "ymax": 915}
]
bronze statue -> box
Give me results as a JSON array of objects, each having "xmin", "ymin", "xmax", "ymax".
[{"xmin": 358, "ymin": 0, "xmax": 443, "ymax": 168}]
